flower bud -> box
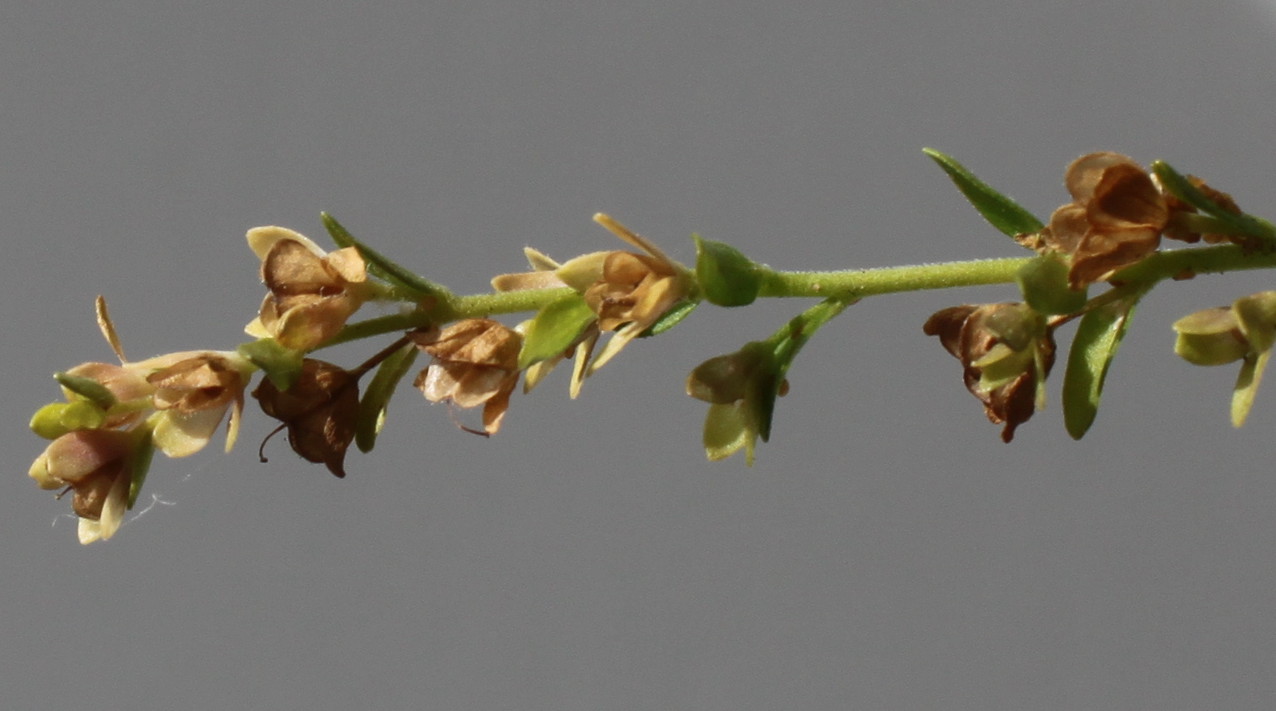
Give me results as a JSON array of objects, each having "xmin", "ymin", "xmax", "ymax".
[{"xmin": 1172, "ymin": 308, "xmax": 1248, "ymax": 366}]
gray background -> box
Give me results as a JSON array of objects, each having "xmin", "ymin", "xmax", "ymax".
[{"xmin": 5, "ymin": 1, "xmax": 1276, "ymax": 709}]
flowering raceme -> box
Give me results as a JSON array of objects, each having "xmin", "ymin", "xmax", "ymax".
[{"xmin": 25, "ymin": 148, "xmax": 1276, "ymax": 545}]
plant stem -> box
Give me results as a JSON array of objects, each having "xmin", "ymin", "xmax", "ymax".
[
  {"xmin": 759, "ymin": 257, "xmax": 1033, "ymax": 298},
  {"xmin": 330, "ymin": 244, "xmax": 1276, "ymax": 349},
  {"xmin": 760, "ymin": 244, "xmax": 1276, "ymax": 300}
]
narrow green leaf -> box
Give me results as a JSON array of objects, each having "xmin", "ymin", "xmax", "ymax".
[
  {"xmin": 923, "ymin": 148, "xmax": 1045, "ymax": 239},
  {"xmin": 237, "ymin": 338, "xmax": 304, "ymax": 391},
  {"xmin": 53, "ymin": 372, "xmax": 116, "ymax": 409},
  {"xmin": 518, "ymin": 296, "xmax": 596, "ymax": 369},
  {"xmin": 321, "ymin": 212, "xmax": 452, "ymax": 300},
  {"xmin": 1061, "ymin": 293, "xmax": 1143, "ymax": 439},
  {"xmin": 1149, "ymin": 161, "xmax": 1274, "ymax": 239},
  {"xmin": 693, "ymin": 234, "xmax": 764, "ymax": 306},
  {"xmin": 642, "ymin": 300, "xmax": 698, "ymax": 337},
  {"xmin": 356, "ymin": 342, "xmax": 419, "ymax": 453}
]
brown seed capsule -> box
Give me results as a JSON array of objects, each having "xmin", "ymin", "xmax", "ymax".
[{"xmin": 253, "ymin": 359, "xmax": 359, "ymax": 478}]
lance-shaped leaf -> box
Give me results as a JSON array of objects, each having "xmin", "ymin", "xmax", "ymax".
[
  {"xmin": 923, "ymin": 148, "xmax": 1045, "ymax": 239},
  {"xmin": 53, "ymin": 372, "xmax": 117, "ymax": 410},
  {"xmin": 321, "ymin": 212, "xmax": 452, "ymax": 301},
  {"xmin": 1150, "ymin": 161, "xmax": 1275, "ymax": 240},
  {"xmin": 518, "ymin": 295, "xmax": 597, "ymax": 369},
  {"xmin": 642, "ymin": 299, "xmax": 698, "ymax": 337},
  {"xmin": 693, "ymin": 234, "xmax": 764, "ymax": 306},
  {"xmin": 1061, "ymin": 291, "xmax": 1145, "ymax": 439},
  {"xmin": 355, "ymin": 341, "xmax": 419, "ymax": 453}
]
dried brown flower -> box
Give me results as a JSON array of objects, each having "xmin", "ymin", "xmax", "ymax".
[
  {"xmin": 245, "ymin": 226, "xmax": 369, "ymax": 351},
  {"xmin": 29, "ymin": 429, "xmax": 137, "ymax": 543},
  {"xmin": 924, "ymin": 303, "xmax": 1055, "ymax": 442},
  {"xmin": 412, "ymin": 319, "xmax": 523, "ymax": 435},
  {"xmin": 252, "ymin": 359, "xmax": 360, "ymax": 478},
  {"xmin": 554, "ymin": 214, "xmax": 692, "ymax": 375},
  {"xmin": 1041, "ymin": 152, "xmax": 1168, "ymax": 287}
]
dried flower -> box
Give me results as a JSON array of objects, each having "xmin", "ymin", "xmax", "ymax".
[
  {"xmin": 145, "ymin": 353, "xmax": 252, "ymax": 457},
  {"xmin": 29, "ymin": 429, "xmax": 142, "ymax": 544},
  {"xmin": 412, "ymin": 319, "xmax": 523, "ymax": 434},
  {"xmin": 491, "ymin": 247, "xmax": 600, "ymax": 398},
  {"xmin": 924, "ymin": 302, "xmax": 1055, "ymax": 442},
  {"xmin": 253, "ymin": 359, "xmax": 359, "ymax": 477},
  {"xmin": 1040, "ymin": 152, "xmax": 1168, "ymax": 287},
  {"xmin": 245, "ymin": 226, "xmax": 369, "ymax": 351},
  {"xmin": 554, "ymin": 213, "xmax": 693, "ymax": 375},
  {"xmin": 31, "ymin": 297, "xmax": 252, "ymax": 451},
  {"xmin": 26, "ymin": 298, "xmax": 256, "ymax": 542}
]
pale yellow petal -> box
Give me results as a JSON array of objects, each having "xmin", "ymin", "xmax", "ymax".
[
  {"xmin": 593, "ymin": 213, "xmax": 674, "ymax": 265},
  {"xmin": 152, "ymin": 406, "xmax": 228, "ymax": 458},
  {"xmin": 246, "ymin": 226, "xmax": 321, "ymax": 260},
  {"xmin": 524, "ymin": 247, "xmax": 560, "ymax": 271}
]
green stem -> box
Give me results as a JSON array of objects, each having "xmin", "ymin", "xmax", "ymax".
[
  {"xmin": 1107, "ymin": 243, "xmax": 1276, "ymax": 283},
  {"xmin": 328, "ymin": 244, "xmax": 1276, "ymax": 349},
  {"xmin": 444, "ymin": 287, "xmax": 577, "ymax": 320},
  {"xmin": 760, "ymin": 244, "xmax": 1276, "ymax": 300},
  {"xmin": 759, "ymin": 257, "xmax": 1032, "ymax": 298}
]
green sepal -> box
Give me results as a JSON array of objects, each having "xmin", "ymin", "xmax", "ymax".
[
  {"xmin": 127, "ymin": 429, "xmax": 156, "ymax": 509},
  {"xmin": 356, "ymin": 341, "xmax": 419, "ymax": 453},
  {"xmin": 693, "ymin": 234, "xmax": 764, "ymax": 306},
  {"xmin": 53, "ymin": 372, "xmax": 116, "ymax": 410},
  {"xmin": 702, "ymin": 402, "xmax": 752, "ymax": 463},
  {"xmin": 642, "ymin": 299, "xmax": 698, "ymax": 337},
  {"xmin": 923, "ymin": 148, "xmax": 1045, "ymax": 239},
  {"xmin": 975, "ymin": 344, "xmax": 1032, "ymax": 391},
  {"xmin": 1172, "ymin": 308, "xmax": 1248, "ymax": 366},
  {"xmin": 1016, "ymin": 254, "xmax": 1088, "ymax": 315},
  {"xmin": 321, "ymin": 212, "xmax": 452, "ymax": 300},
  {"xmin": 518, "ymin": 295, "xmax": 596, "ymax": 369},
  {"xmin": 237, "ymin": 338, "xmax": 304, "ymax": 391},
  {"xmin": 1061, "ymin": 292, "xmax": 1143, "ymax": 439},
  {"xmin": 746, "ymin": 347, "xmax": 781, "ymax": 443},
  {"xmin": 1231, "ymin": 350, "xmax": 1271, "ymax": 427},
  {"xmin": 1232, "ymin": 291, "xmax": 1276, "ymax": 354},
  {"xmin": 29, "ymin": 401, "xmax": 107, "ymax": 439},
  {"xmin": 1150, "ymin": 161, "xmax": 1275, "ymax": 240}
]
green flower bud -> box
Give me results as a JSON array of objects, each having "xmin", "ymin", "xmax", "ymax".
[{"xmin": 1172, "ymin": 308, "xmax": 1248, "ymax": 366}]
